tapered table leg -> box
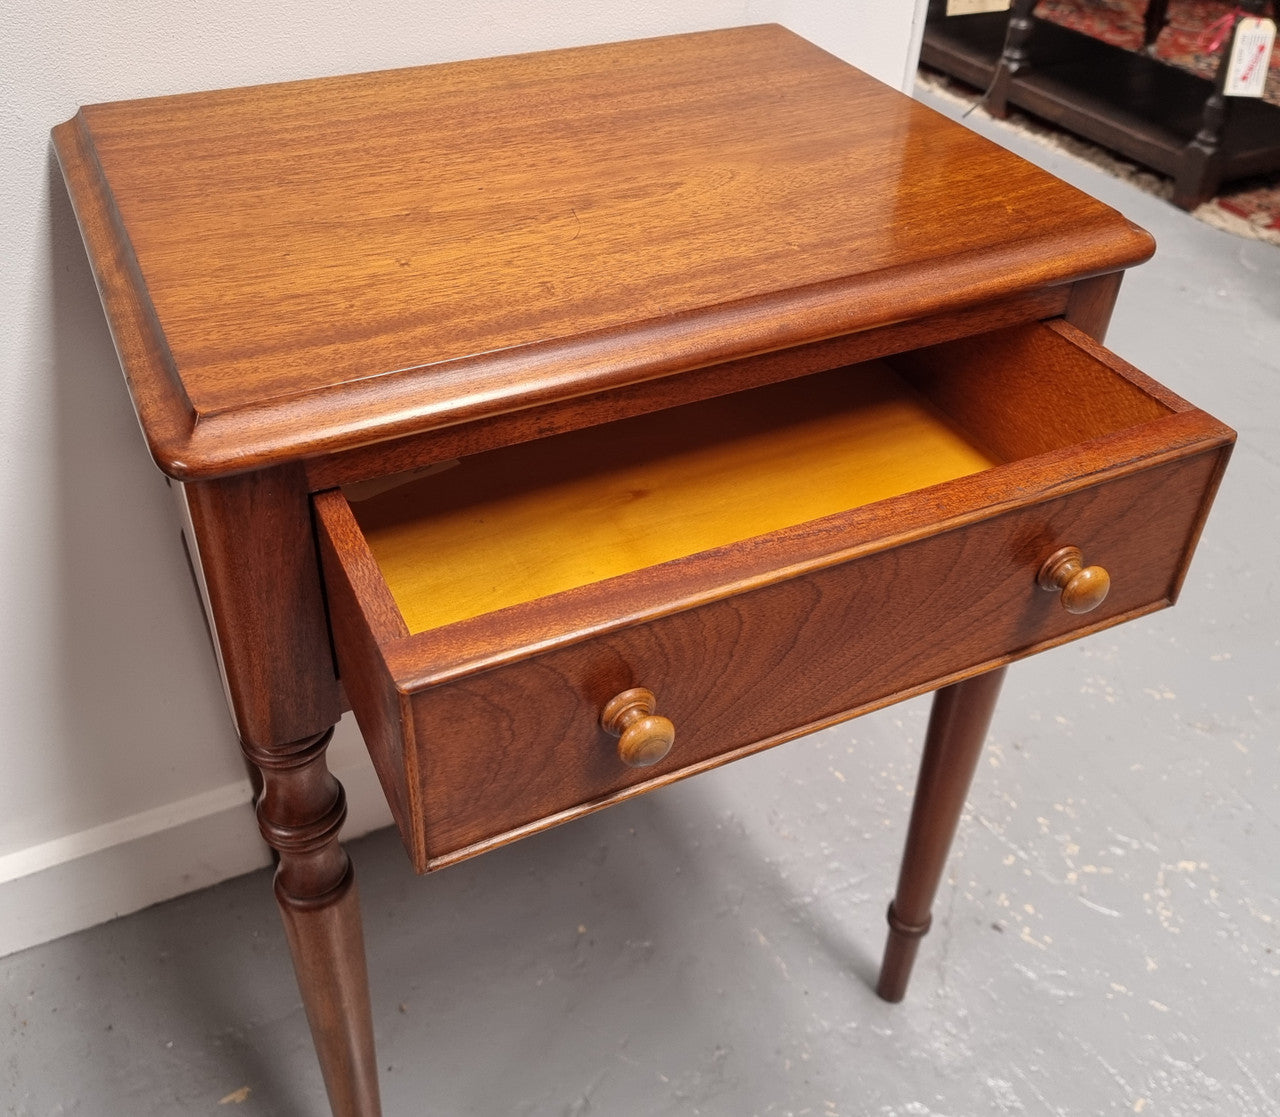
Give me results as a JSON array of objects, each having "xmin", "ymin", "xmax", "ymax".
[
  {"xmin": 876, "ymin": 666, "xmax": 1007, "ymax": 1003},
  {"xmin": 244, "ymin": 728, "xmax": 382, "ymax": 1117}
]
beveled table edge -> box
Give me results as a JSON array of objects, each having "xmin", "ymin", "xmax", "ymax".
[{"xmin": 51, "ymin": 37, "xmax": 1156, "ymax": 481}]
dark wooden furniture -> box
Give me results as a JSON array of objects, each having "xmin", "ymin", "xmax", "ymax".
[
  {"xmin": 921, "ymin": 0, "xmax": 1280, "ymax": 208},
  {"xmin": 52, "ymin": 25, "xmax": 1233, "ymax": 1116}
]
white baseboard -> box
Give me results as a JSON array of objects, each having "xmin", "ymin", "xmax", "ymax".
[{"xmin": 0, "ymin": 730, "xmax": 393, "ymax": 959}]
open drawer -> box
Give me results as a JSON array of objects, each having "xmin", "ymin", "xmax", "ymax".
[{"xmin": 314, "ymin": 320, "xmax": 1233, "ymax": 872}]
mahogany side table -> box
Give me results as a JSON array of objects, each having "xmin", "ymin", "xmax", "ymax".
[{"xmin": 53, "ymin": 25, "xmax": 1233, "ymax": 1116}]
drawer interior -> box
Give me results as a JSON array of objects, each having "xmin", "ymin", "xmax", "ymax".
[{"xmin": 342, "ymin": 323, "xmax": 1174, "ymax": 635}]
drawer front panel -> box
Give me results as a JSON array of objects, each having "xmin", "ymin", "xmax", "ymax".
[{"xmin": 405, "ymin": 449, "xmax": 1223, "ymax": 862}]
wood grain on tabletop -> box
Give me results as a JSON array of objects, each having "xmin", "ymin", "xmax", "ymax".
[{"xmin": 52, "ymin": 24, "xmax": 1154, "ymax": 478}]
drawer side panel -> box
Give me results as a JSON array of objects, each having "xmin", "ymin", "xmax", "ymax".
[{"xmin": 316, "ymin": 492, "xmax": 425, "ymax": 866}]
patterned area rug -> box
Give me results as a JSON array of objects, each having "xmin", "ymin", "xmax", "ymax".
[{"xmin": 932, "ymin": 0, "xmax": 1280, "ymax": 242}]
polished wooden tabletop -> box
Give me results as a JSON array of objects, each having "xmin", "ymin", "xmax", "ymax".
[{"xmin": 53, "ymin": 24, "xmax": 1152, "ymax": 478}]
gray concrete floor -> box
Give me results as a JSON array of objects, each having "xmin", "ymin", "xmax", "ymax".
[{"xmin": 5, "ymin": 92, "xmax": 1278, "ymax": 1117}]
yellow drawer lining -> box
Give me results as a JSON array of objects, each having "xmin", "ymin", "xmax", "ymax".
[{"xmin": 347, "ymin": 361, "xmax": 1001, "ymax": 634}]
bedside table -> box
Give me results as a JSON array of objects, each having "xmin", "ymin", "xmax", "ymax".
[{"xmin": 52, "ymin": 25, "xmax": 1233, "ymax": 1117}]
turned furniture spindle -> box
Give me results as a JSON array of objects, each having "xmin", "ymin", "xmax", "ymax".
[
  {"xmin": 244, "ymin": 729, "xmax": 380, "ymax": 1117},
  {"xmin": 53, "ymin": 26, "xmax": 1233, "ymax": 1115}
]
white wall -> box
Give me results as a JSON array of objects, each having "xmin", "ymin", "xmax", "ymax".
[{"xmin": 0, "ymin": 0, "xmax": 926, "ymax": 956}]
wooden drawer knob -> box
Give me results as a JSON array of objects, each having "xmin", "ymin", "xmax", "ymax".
[
  {"xmin": 1038, "ymin": 545, "xmax": 1110, "ymax": 614},
  {"xmin": 601, "ymin": 687, "xmax": 675, "ymax": 768}
]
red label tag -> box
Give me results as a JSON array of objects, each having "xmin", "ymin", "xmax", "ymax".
[{"xmin": 1225, "ymin": 17, "xmax": 1276, "ymax": 98}]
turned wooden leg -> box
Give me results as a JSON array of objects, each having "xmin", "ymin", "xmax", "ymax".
[
  {"xmin": 1142, "ymin": 0, "xmax": 1169, "ymax": 53},
  {"xmin": 244, "ymin": 728, "xmax": 382, "ymax": 1117},
  {"xmin": 987, "ymin": 0, "xmax": 1036, "ymax": 118},
  {"xmin": 1175, "ymin": 2, "xmax": 1267, "ymax": 210},
  {"xmin": 1177, "ymin": 91, "xmax": 1228, "ymax": 211},
  {"xmin": 876, "ymin": 666, "xmax": 1007, "ymax": 1002}
]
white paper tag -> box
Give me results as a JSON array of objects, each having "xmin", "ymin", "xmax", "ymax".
[
  {"xmin": 946, "ymin": 0, "xmax": 1011, "ymax": 15},
  {"xmin": 1225, "ymin": 17, "xmax": 1275, "ymax": 98}
]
